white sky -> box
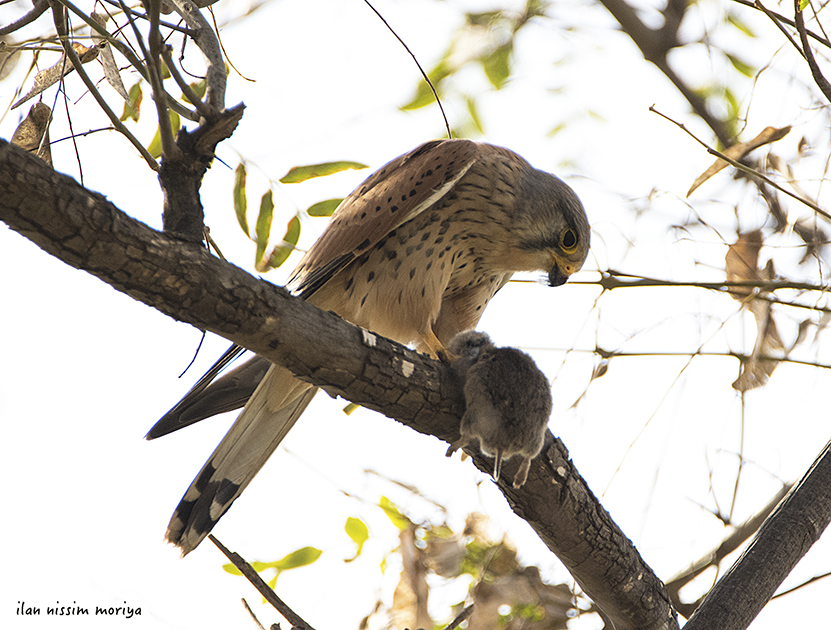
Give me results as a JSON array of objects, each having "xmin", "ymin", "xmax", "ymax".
[{"xmin": 2, "ymin": 0, "xmax": 830, "ymax": 629}]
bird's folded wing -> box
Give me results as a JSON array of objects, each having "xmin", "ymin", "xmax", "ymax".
[
  {"xmin": 166, "ymin": 363, "xmax": 317, "ymax": 555},
  {"xmin": 287, "ymin": 138, "xmax": 479, "ymax": 297},
  {"xmin": 146, "ymin": 349, "xmax": 270, "ymax": 439}
]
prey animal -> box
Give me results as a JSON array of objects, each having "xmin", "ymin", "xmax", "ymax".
[{"xmin": 446, "ymin": 331, "xmax": 552, "ymax": 488}]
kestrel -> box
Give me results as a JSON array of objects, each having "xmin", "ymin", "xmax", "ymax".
[
  {"xmin": 149, "ymin": 139, "xmax": 590, "ymax": 555},
  {"xmin": 445, "ymin": 331, "xmax": 552, "ymax": 488}
]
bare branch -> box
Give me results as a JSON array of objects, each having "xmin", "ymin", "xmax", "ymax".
[
  {"xmin": 651, "ymin": 105, "xmax": 831, "ymax": 221},
  {"xmin": 209, "ymin": 535, "xmax": 315, "ymax": 630},
  {"xmin": 0, "ymin": 0, "xmax": 49, "ymax": 37},
  {"xmin": 684, "ymin": 439, "xmax": 831, "ymax": 630},
  {"xmin": 794, "ymin": 0, "xmax": 831, "ymax": 103},
  {"xmin": 47, "ymin": 0, "xmax": 160, "ymax": 170},
  {"xmin": 168, "ymin": 0, "xmax": 225, "ymax": 111}
]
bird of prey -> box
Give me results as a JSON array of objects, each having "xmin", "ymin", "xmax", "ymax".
[
  {"xmin": 445, "ymin": 331, "xmax": 552, "ymax": 488},
  {"xmin": 148, "ymin": 138, "xmax": 590, "ymax": 555}
]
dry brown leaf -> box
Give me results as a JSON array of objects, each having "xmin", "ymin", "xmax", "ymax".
[
  {"xmin": 91, "ymin": 13, "xmax": 129, "ymax": 103},
  {"xmin": 12, "ymin": 43, "xmax": 99, "ymax": 110},
  {"xmin": 11, "ymin": 102, "xmax": 52, "ymax": 166},
  {"xmin": 728, "ymin": 248, "xmax": 786, "ymax": 391},
  {"xmin": 725, "ymin": 230, "xmax": 763, "ymax": 299},
  {"xmin": 468, "ymin": 567, "xmax": 573, "ymax": 630},
  {"xmin": 687, "ymin": 125, "xmax": 791, "ymax": 196}
]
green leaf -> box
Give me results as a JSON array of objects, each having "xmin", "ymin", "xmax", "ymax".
[
  {"xmin": 221, "ymin": 562, "xmax": 242, "ymax": 575},
  {"xmin": 465, "ymin": 96, "xmax": 484, "ymax": 134},
  {"xmin": 279, "ymin": 161, "xmax": 367, "ymax": 184},
  {"xmin": 344, "ymin": 517, "xmax": 369, "ymax": 562},
  {"xmin": 268, "ymin": 546, "xmax": 323, "ymax": 571},
  {"xmin": 726, "ymin": 53, "xmax": 755, "ymax": 78},
  {"xmin": 466, "ymin": 11, "xmax": 501, "ymax": 26},
  {"xmin": 482, "ymin": 42, "xmax": 512, "ymax": 90},
  {"xmin": 233, "ymin": 163, "xmax": 249, "ymax": 237},
  {"xmin": 254, "ymin": 190, "xmax": 274, "ymax": 267},
  {"xmin": 120, "ymin": 82, "xmax": 142, "ymax": 122},
  {"xmin": 184, "ymin": 77, "xmax": 207, "ymax": 104},
  {"xmin": 799, "ymin": 0, "xmax": 809, "ymax": 10},
  {"xmin": 401, "ymin": 59, "xmax": 452, "ymax": 110},
  {"xmin": 147, "ymin": 110, "xmax": 180, "ymax": 159},
  {"xmin": 266, "ymin": 215, "xmax": 301, "ymax": 269},
  {"xmin": 306, "ymin": 198, "xmax": 343, "ymax": 217},
  {"xmin": 379, "ymin": 496, "xmax": 410, "ymax": 531},
  {"xmin": 547, "ymin": 122, "xmax": 567, "ymax": 138},
  {"xmin": 726, "ymin": 12, "xmax": 755, "ymax": 38}
]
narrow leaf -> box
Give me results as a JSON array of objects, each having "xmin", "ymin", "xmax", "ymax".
[
  {"xmin": 12, "ymin": 43, "xmax": 99, "ymax": 109},
  {"xmin": 344, "ymin": 517, "xmax": 369, "ymax": 563},
  {"xmin": 379, "ymin": 496, "xmax": 410, "ymax": 531},
  {"xmin": 402, "ymin": 59, "xmax": 452, "ymax": 110},
  {"xmin": 465, "ymin": 96, "xmax": 484, "ymax": 134},
  {"xmin": 726, "ymin": 12, "xmax": 755, "ymax": 38},
  {"xmin": 254, "ymin": 190, "xmax": 275, "ymax": 267},
  {"xmin": 183, "ymin": 78, "xmax": 207, "ymax": 104},
  {"xmin": 147, "ymin": 110, "xmax": 180, "ymax": 159},
  {"xmin": 266, "ymin": 215, "xmax": 301, "ymax": 269},
  {"xmin": 482, "ymin": 42, "xmax": 512, "ymax": 90},
  {"xmin": 233, "ymin": 163, "xmax": 249, "ymax": 237},
  {"xmin": 725, "ymin": 53, "xmax": 755, "ymax": 78},
  {"xmin": 279, "ymin": 161, "xmax": 367, "ymax": 184},
  {"xmin": 121, "ymin": 83, "xmax": 143, "ymax": 122},
  {"xmin": 306, "ymin": 198, "xmax": 342, "ymax": 217},
  {"xmin": 270, "ymin": 546, "xmax": 322, "ymax": 571}
]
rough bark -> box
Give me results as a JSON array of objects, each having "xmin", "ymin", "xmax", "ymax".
[{"xmin": 0, "ymin": 138, "xmax": 678, "ymax": 630}]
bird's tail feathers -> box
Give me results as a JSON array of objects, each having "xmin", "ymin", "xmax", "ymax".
[{"xmin": 165, "ymin": 365, "xmax": 317, "ymax": 555}]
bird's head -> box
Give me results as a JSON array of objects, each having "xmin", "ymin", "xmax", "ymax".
[{"xmin": 507, "ymin": 168, "xmax": 590, "ymax": 287}]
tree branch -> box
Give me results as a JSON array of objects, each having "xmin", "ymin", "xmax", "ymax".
[
  {"xmin": 597, "ymin": 0, "xmax": 734, "ymax": 146},
  {"xmin": 683, "ymin": 439, "xmax": 831, "ymax": 630},
  {"xmin": 0, "ymin": 138, "xmax": 676, "ymax": 630}
]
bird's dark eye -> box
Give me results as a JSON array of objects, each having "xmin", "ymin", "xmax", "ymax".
[{"xmin": 560, "ymin": 228, "xmax": 578, "ymax": 252}]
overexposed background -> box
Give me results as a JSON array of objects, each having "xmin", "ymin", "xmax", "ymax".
[{"xmin": 2, "ymin": 0, "xmax": 830, "ymax": 628}]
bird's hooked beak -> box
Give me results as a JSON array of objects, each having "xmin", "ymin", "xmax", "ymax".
[{"xmin": 548, "ymin": 261, "xmax": 571, "ymax": 287}]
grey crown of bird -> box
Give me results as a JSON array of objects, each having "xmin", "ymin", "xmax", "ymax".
[
  {"xmin": 445, "ymin": 331, "xmax": 552, "ymax": 489},
  {"xmin": 147, "ymin": 138, "xmax": 590, "ymax": 555}
]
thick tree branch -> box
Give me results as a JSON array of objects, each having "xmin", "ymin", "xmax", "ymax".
[
  {"xmin": 0, "ymin": 138, "xmax": 676, "ymax": 630},
  {"xmin": 684, "ymin": 439, "xmax": 831, "ymax": 630}
]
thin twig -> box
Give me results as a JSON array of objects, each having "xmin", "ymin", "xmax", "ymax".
[
  {"xmin": 56, "ymin": 0, "xmax": 200, "ymax": 121},
  {"xmin": 445, "ymin": 604, "xmax": 474, "ymax": 630},
  {"xmin": 794, "ymin": 0, "xmax": 831, "ymax": 103},
  {"xmin": 98, "ymin": 0, "xmax": 191, "ymax": 34},
  {"xmin": 650, "ymin": 105, "xmax": 831, "ymax": 222},
  {"xmin": 145, "ymin": 0, "xmax": 181, "ymax": 159},
  {"xmin": 730, "ymin": 0, "xmax": 831, "ymax": 48},
  {"xmin": 754, "ymin": 0, "xmax": 807, "ymax": 60},
  {"xmin": 48, "ymin": 0, "xmax": 159, "ymax": 170},
  {"xmin": 168, "ymin": 0, "xmax": 225, "ymax": 111},
  {"xmin": 161, "ymin": 44, "xmax": 214, "ymax": 120},
  {"xmin": 0, "ymin": 0, "xmax": 48, "ymax": 37},
  {"xmin": 208, "ymin": 535, "xmax": 315, "ymax": 630},
  {"xmin": 772, "ymin": 569, "xmax": 831, "ymax": 598},
  {"xmin": 241, "ymin": 598, "xmax": 267, "ymax": 630},
  {"xmin": 362, "ymin": 0, "xmax": 452, "ymax": 139}
]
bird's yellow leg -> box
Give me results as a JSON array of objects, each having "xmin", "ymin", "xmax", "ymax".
[{"xmin": 420, "ymin": 328, "xmax": 458, "ymax": 362}]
